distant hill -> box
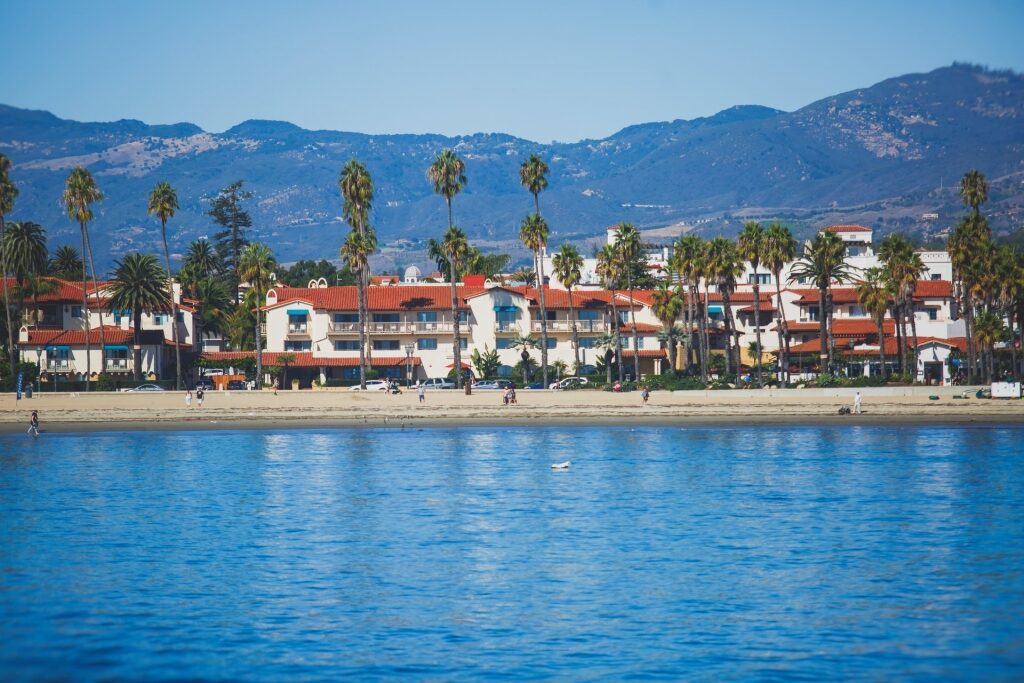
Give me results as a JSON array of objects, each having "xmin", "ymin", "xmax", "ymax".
[{"xmin": 1, "ymin": 63, "xmax": 1021, "ymax": 270}]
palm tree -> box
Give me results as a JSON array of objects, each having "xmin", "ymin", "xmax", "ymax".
[
  {"xmin": 596, "ymin": 243, "xmax": 624, "ymax": 383},
  {"xmin": 520, "ymin": 213, "xmax": 551, "ymax": 385},
  {"xmin": 225, "ymin": 293, "xmax": 255, "ymax": 351},
  {"xmin": 107, "ymin": 253, "xmax": 170, "ymax": 381},
  {"xmin": 0, "ymin": 153, "xmax": 18, "ymax": 374},
  {"xmin": 339, "ymin": 159, "xmax": 375, "ymax": 386},
  {"xmin": 14, "ymin": 276, "xmax": 57, "ymax": 329},
  {"xmin": 614, "ymin": 223, "xmax": 643, "ymax": 381},
  {"xmin": 61, "ymin": 167, "xmax": 104, "ymax": 387},
  {"xmin": 428, "ymin": 149, "xmax": 467, "ymax": 232},
  {"xmin": 147, "ymin": 181, "xmax": 183, "ymax": 389},
  {"xmin": 509, "ymin": 333, "xmax": 539, "ymax": 386},
  {"xmin": 650, "ymin": 281, "xmax": 684, "ymax": 373},
  {"xmin": 788, "ymin": 231, "xmax": 856, "ymax": 376},
  {"xmin": 551, "ymin": 243, "xmax": 584, "ymax": 373},
  {"xmin": 763, "ymin": 222, "xmax": 798, "ymax": 383},
  {"xmin": 973, "ymin": 310, "xmax": 1004, "ymax": 383},
  {"xmin": 439, "ymin": 226, "xmax": 470, "ymax": 388},
  {"xmin": 3, "ymin": 221, "xmax": 48, "ymax": 331},
  {"xmin": 48, "ymin": 245, "xmax": 83, "ymax": 281},
  {"xmin": 339, "ymin": 229, "xmax": 376, "ymax": 388},
  {"xmin": 704, "ymin": 237, "xmax": 745, "ymax": 376},
  {"xmin": 879, "ymin": 234, "xmax": 927, "ymax": 375},
  {"xmin": 238, "ymin": 242, "xmax": 277, "ymax": 387},
  {"xmin": 960, "ymin": 169, "xmax": 988, "ymax": 217},
  {"xmin": 519, "ymin": 153, "xmax": 549, "ymax": 216},
  {"xmin": 671, "ymin": 234, "xmax": 705, "ymax": 377},
  {"xmin": 180, "ymin": 239, "xmax": 221, "ymax": 287},
  {"xmin": 737, "ymin": 221, "xmax": 766, "ymax": 386},
  {"xmin": 856, "ymin": 268, "xmax": 892, "ymax": 378},
  {"xmin": 594, "ymin": 332, "xmax": 619, "ymax": 385},
  {"xmin": 192, "ymin": 277, "xmax": 231, "ymax": 353}
]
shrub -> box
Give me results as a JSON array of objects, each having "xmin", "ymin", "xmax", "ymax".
[{"xmin": 96, "ymin": 373, "xmax": 116, "ymax": 391}]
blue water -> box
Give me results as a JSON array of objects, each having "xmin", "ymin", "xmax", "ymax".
[{"xmin": 1, "ymin": 425, "xmax": 1023, "ymax": 680}]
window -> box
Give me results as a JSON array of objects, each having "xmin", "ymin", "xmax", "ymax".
[
  {"xmin": 460, "ymin": 338, "xmax": 468, "ymax": 350},
  {"xmin": 417, "ymin": 338, "xmax": 437, "ymax": 350},
  {"xmin": 931, "ymin": 273, "xmax": 941, "ymax": 280},
  {"xmin": 848, "ymin": 306, "xmax": 865, "ymax": 317},
  {"xmin": 335, "ymin": 340, "xmax": 360, "ymax": 350},
  {"xmin": 579, "ymin": 310, "xmax": 599, "ymax": 320},
  {"xmin": 176, "ymin": 311, "xmax": 184, "ymax": 322},
  {"xmin": 71, "ymin": 305, "xmax": 82, "ymax": 318},
  {"xmin": 928, "ymin": 308, "xmax": 938, "ymax": 321},
  {"xmin": 152, "ymin": 313, "xmax": 167, "ymax": 325},
  {"xmin": 620, "ymin": 336, "xmax": 644, "ymax": 349},
  {"xmin": 334, "ymin": 313, "xmax": 359, "ymax": 323},
  {"xmin": 457, "ymin": 311, "xmax": 469, "ymax": 322},
  {"xmin": 495, "ymin": 309, "xmax": 517, "ymax": 323},
  {"xmin": 373, "ymin": 313, "xmax": 400, "ymax": 323},
  {"xmin": 342, "ymin": 367, "xmax": 360, "ymax": 380},
  {"xmin": 545, "ymin": 310, "xmax": 557, "ymax": 321},
  {"xmin": 807, "ymin": 306, "xmax": 819, "ymax": 322},
  {"xmin": 113, "ymin": 309, "xmax": 130, "ymax": 325},
  {"xmin": 747, "ymin": 273, "xmax": 770, "ymax": 285},
  {"xmin": 546, "ymin": 337, "xmax": 557, "ymax": 349},
  {"xmin": 373, "ymin": 340, "xmax": 401, "ymax": 351},
  {"xmin": 578, "ymin": 337, "xmax": 596, "ymax": 348},
  {"xmin": 285, "ymin": 340, "xmax": 311, "ymax": 351},
  {"xmin": 416, "ymin": 311, "xmax": 437, "ymax": 322},
  {"xmin": 496, "ymin": 338, "xmax": 513, "ymax": 349},
  {"xmin": 288, "ymin": 313, "xmax": 307, "ymax": 325},
  {"xmin": 618, "ymin": 311, "xmax": 629, "ymax": 324}
]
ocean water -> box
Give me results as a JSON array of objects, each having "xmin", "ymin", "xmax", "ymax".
[{"xmin": 1, "ymin": 425, "xmax": 1023, "ymax": 680}]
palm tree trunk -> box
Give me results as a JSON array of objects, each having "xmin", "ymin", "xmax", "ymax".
[
  {"xmin": 700, "ymin": 286, "xmax": 710, "ymax": 382},
  {"xmin": 966, "ymin": 302, "xmax": 976, "ymax": 381},
  {"xmin": 82, "ymin": 220, "xmax": 106, "ymax": 375},
  {"xmin": 255, "ymin": 307, "xmax": 263, "ymax": 388},
  {"xmin": 627, "ymin": 273, "xmax": 640, "ymax": 382},
  {"xmin": 568, "ymin": 286, "xmax": 580, "ymax": 374},
  {"xmin": 752, "ymin": 282, "xmax": 763, "ymax": 387},
  {"xmin": 357, "ymin": 271, "xmax": 367, "ymax": 389},
  {"xmin": 1, "ymin": 213, "xmax": 15, "ymax": 376},
  {"xmin": 604, "ymin": 349, "xmax": 612, "ymax": 385},
  {"xmin": 132, "ymin": 309, "xmax": 143, "ymax": 382},
  {"xmin": 909, "ymin": 302, "xmax": 919, "ymax": 383},
  {"xmin": 537, "ymin": 249, "xmax": 549, "ymax": 387},
  {"xmin": 686, "ymin": 285, "xmax": 697, "ymax": 373},
  {"xmin": 877, "ymin": 319, "xmax": 886, "ymax": 379},
  {"xmin": 817, "ymin": 285, "xmax": 828, "ymax": 378},
  {"xmin": 80, "ymin": 223, "xmax": 91, "ymax": 389},
  {"xmin": 893, "ymin": 303, "xmax": 904, "ymax": 374},
  {"xmin": 773, "ymin": 271, "xmax": 788, "ymax": 384},
  {"xmin": 610, "ymin": 295, "xmax": 623, "ymax": 384},
  {"xmin": 521, "ymin": 349, "xmax": 529, "ymax": 387},
  {"xmin": 826, "ymin": 291, "xmax": 836, "ymax": 375},
  {"xmin": 450, "ymin": 272, "xmax": 462, "ymax": 389},
  {"xmin": 722, "ymin": 288, "xmax": 734, "ymax": 377},
  {"xmin": 160, "ymin": 218, "xmax": 182, "ymax": 390}
]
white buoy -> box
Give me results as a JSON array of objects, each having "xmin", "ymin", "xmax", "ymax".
[{"xmin": 551, "ymin": 461, "xmax": 571, "ymax": 470}]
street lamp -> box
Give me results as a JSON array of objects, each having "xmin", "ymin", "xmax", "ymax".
[{"xmin": 404, "ymin": 342, "xmax": 415, "ymax": 388}]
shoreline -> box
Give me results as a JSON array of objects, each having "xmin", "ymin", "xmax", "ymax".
[{"xmin": 2, "ymin": 388, "xmax": 1021, "ymax": 434}]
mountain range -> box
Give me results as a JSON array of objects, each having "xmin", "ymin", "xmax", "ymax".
[{"xmin": 1, "ymin": 63, "xmax": 1021, "ymax": 271}]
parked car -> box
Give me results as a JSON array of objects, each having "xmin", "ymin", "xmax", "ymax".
[
  {"xmin": 194, "ymin": 378, "xmax": 214, "ymax": 391},
  {"xmin": 524, "ymin": 382, "xmax": 546, "ymax": 389},
  {"xmin": 349, "ymin": 379, "xmax": 390, "ymax": 391},
  {"xmin": 420, "ymin": 377, "xmax": 455, "ymax": 390},
  {"xmin": 200, "ymin": 368, "xmax": 225, "ymax": 377},
  {"xmin": 550, "ymin": 376, "xmax": 589, "ymax": 390},
  {"xmin": 473, "ymin": 379, "xmax": 514, "ymax": 390},
  {"xmin": 225, "ymin": 380, "xmax": 247, "ymax": 390},
  {"xmin": 125, "ymin": 384, "xmax": 166, "ymax": 392}
]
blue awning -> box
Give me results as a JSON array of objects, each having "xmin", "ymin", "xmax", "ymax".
[
  {"xmin": 707, "ymin": 305, "xmax": 723, "ymax": 314},
  {"xmin": 46, "ymin": 345, "xmax": 70, "ymax": 351},
  {"xmin": 105, "ymin": 345, "xmax": 129, "ymax": 351},
  {"xmin": 287, "ymin": 309, "xmax": 308, "ymax": 316},
  {"xmin": 493, "ymin": 305, "xmax": 518, "ymax": 312}
]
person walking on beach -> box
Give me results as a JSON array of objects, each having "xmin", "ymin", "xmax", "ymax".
[
  {"xmin": 641, "ymin": 386, "xmax": 650, "ymax": 405},
  {"xmin": 185, "ymin": 390, "xmax": 193, "ymax": 409},
  {"xmin": 417, "ymin": 382, "xmax": 426, "ymax": 403},
  {"xmin": 27, "ymin": 410, "xmax": 39, "ymax": 437},
  {"xmin": 854, "ymin": 391, "xmax": 862, "ymax": 414},
  {"xmin": 196, "ymin": 387, "xmax": 205, "ymax": 408}
]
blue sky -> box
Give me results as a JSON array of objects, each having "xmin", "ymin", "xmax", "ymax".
[{"xmin": 3, "ymin": 0, "xmax": 1022, "ymax": 142}]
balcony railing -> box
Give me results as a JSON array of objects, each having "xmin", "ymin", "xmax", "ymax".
[
  {"xmin": 287, "ymin": 323, "xmax": 309, "ymax": 335},
  {"xmin": 531, "ymin": 320, "xmax": 608, "ymax": 333},
  {"xmin": 105, "ymin": 358, "xmax": 130, "ymax": 371},
  {"xmin": 494, "ymin": 321, "xmax": 519, "ymax": 333},
  {"xmin": 328, "ymin": 321, "xmax": 468, "ymax": 335},
  {"xmin": 47, "ymin": 360, "xmax": 73, "ymax": 372}
]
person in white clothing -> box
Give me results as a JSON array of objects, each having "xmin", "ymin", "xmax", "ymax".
[{"xmin": 854, "ymin": 391, "xmax": 862, "ymax": 414}]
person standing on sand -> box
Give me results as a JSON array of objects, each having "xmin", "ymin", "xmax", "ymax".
[
  {"xmin": 854, "ymin": 391, "xmax": 862, "ymax": 414},
  {"xmin": 27, "ymin": 410, "xmax": 39, "ymax": 437},
  {"xmin": 196, "ymin": 387, "xmax": 205, "ymax": 408},
  {"xmin": 185, "ymin": 390, "xmax": 193, "ymax": 409},
  {"xmin": 417, "ymin": 383, "xmax": 426, "ymax": 403},
  {"xmin": 641, "ymin": 386, "xmax": 650, "ymax": 405}
]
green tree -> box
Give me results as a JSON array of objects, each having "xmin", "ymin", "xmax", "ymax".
[
  {"xmin": 238, "ymin": 242, "xmax": 278, "ymax": 385},
  {"xmin": 763, "ymin": 222, "xmax": 797, "ymax": 382},
  {"xmin": 520, "ymin": 213, "xmax": 551, "ymax": 384},
  {"xmin": 471, "ymin": 345, "xmax": 501, "ymax": 380},
  {"xmin": 208, "ymin": 180, "xmax": 252, "ymax": 295},
  {"xmin": 107, "ymin": 253, "xmax": 170, "ymax": 381},
  {"xmin": 278, "ymin": 352, "xmax": 296, "ymax": 390},
  {"xmin": 552, "ymin": 243, "xmax": 584, "ymax": 372},
  {"xmin": 704, "ymin": 236, "xmax": 744, "ymax": 376},
  {"xmin": 596, "ymin": 244, "xmax": 624, "ymax": 383},
  {"xmin": 650, "ymin": 281, "xmax": 684, "ymax": 374},
  {"xmin": 879, "ymin": 234, "xmax": 926, "ymax": 374},
  {"xmin": 789, "ymin": 232, "xmax": 857, "ymax": 375},
  {"xmin": 3, "ymin": 221, "xmax": 48, "ymax": 331},
  {"xmin": 594, "ymin": 332, "xmax": 619, "ymax": 385},
  {"xmin": 0, "ymin": 154, "xmax": 18, "ymax": 374},
  {"xmin": 519, "ymin": 153, "xmax": 549, "ymax": 216},
  {"xmin": 671, "ymin": 234, "xmax": 706, "ymax": 377},
  {"xmin": 973, "ymin": 310, "xmax": 1004, "ymax": 383},
  {"xmin": 47, "ymin": 245, "xmax": 83, "ymax": 281},
  {"xmin": 428, "ymin": 149, "xmax": 468, "ymax": 388},
  {"xmin": 737, "ymin": 221, "xmax": 766, "ymax": 386},
  {"xmin": 614, "ymin": 223, "xmax": 643, "ymax": 381},
  {"xmin": 428, "ymin": 149, "xmax": 467, "ymax": 234},
  {"xmin": 192, "ymin": 276, "xmax": 232, "ymax": 353},
  {"xmin": 339, "ymin": 159, "xmax": 375, "ymax": 388},
  {"xmin": 61, "ymin": 167, "xmax": 104, "ymax": 387},
  {"xmin": 856, "ymin": 267, "xmax": 892, "ymax": 378},
  {"xmin": 279, "ymin": 259, "xmax": 350, "ymax": 287},
  {"xmin": 148, "ymin": 181, "xmax": 183, "ymax": 389},
  {"xmin": 508, "ymin": 333, "xmax": 538, "ymax": 386}
]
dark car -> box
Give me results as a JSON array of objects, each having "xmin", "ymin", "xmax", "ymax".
[
  {"xmin": 524, "ymin": 382, "xmax": 545, "ymax": 389},
  {"xmin": 226, "ymin": 380, "xmax": 247, "ymax": 391},
  {"xmin": 194, "ymin": 378, "xmax": 214, "ymax": 391}
]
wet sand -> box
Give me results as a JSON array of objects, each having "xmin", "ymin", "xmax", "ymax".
[{"xmin": 2, "ymin": 387, "xmax": 1021, "ymax": 433}]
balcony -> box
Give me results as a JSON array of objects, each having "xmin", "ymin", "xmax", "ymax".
[
  {"xmin": 531, "ymin": 320, "xmax": 608, "ymax": 333},
  {"xmin": 329, "ymin": 320, "xmax": 468, "ymax": 335},
  {"xmin": 494, "ymin": 321, "xmax": 519, "ymax": 334},
  {"xmin": 105, "ymin": 358, "xmax": 131, "ymax": 372},
  {"xmin": 46, "ymin": 360, "xmax": 73, "ymax": 372},
  {"xmin": 287, "ymin": 322, "xmax": 310, "ymax": 337}
]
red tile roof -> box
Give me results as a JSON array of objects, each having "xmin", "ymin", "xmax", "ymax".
[
  {"xmin": 791, "ymin": 281, "xmax": 952, "ymax": 305},
  {"xmin": 20, "ymin": 325, "xmax": 174, "ymax": 347},
  {"xmin": 619, "ymin": 323, "xmax": 661, "ymax": 333},
  {"xmin": 822, "ymin": 225, "xmax": 872, "ymax": 233},
  {"xmin": 788, "ymin": 335, "xmax": 966, "ymax": 355},
  {"xmin": 785, "ymin": 319, "xmax": 895, "ymax": 336},
  {"xmin": 738, "ymin": 303, "xmax": 776, "ymax": 313},
  {"xmin": 621, "ymin": 349, "xmax": 667, "ymax": 359}
]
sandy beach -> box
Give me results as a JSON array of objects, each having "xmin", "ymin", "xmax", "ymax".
[{"xmin": 2, "ymin": 386, "xmax": 1022, "ymax": 433}]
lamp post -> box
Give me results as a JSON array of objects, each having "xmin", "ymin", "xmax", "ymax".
[{"xmin": 404, "ymin": 343, "xmax": 415, "ymax": 388}]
